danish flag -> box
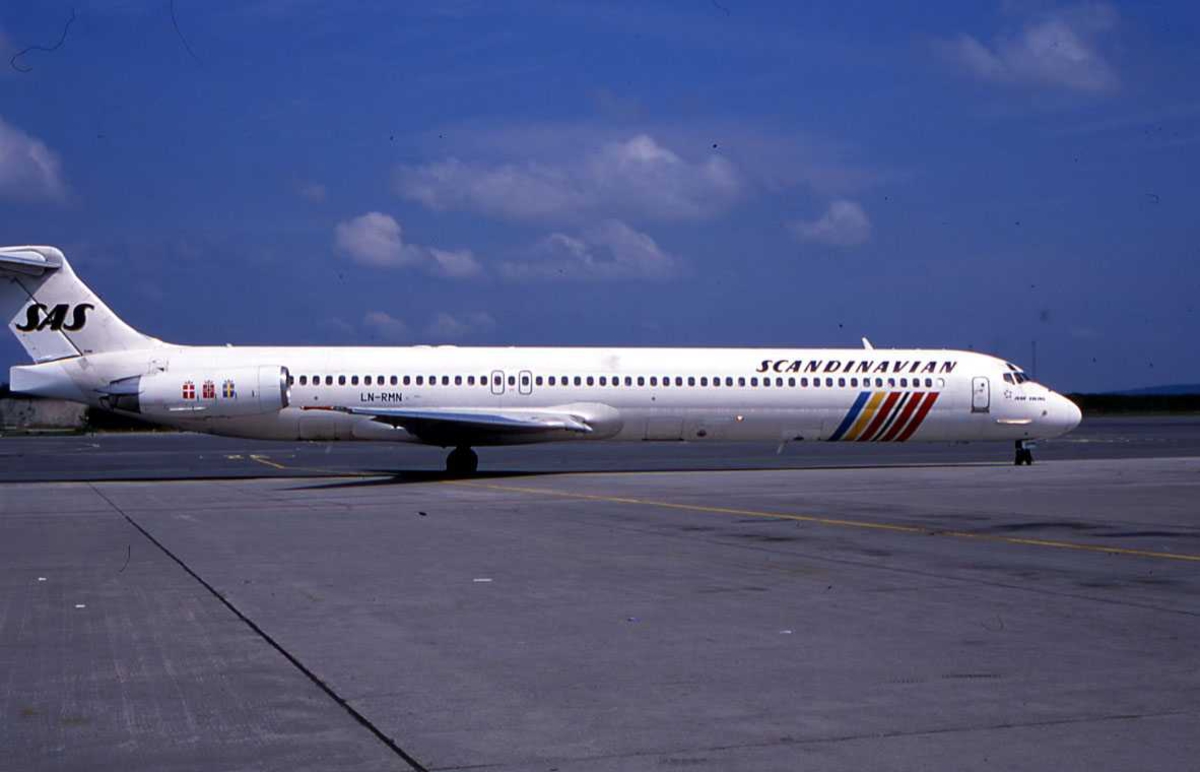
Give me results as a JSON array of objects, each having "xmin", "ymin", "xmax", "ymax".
[
  {"xmin": 182, "ymin": 381, "xmax": 196, "ymax": 400},
  {"xmin": 202, "ymin": 380, "xmax": 216, "ymax": 399}
]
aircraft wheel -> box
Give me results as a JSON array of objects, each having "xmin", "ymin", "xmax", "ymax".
[
  {"xmin": 446, "ymin": 446, "xmax": 479, "ymax": 476},
  {"xmin": 1014, "ymin": 445, "xmax": 1034, "ymax": 466}
]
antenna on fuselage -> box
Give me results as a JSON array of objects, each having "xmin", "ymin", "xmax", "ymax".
[{"xmin": 862, "ymin": 337, "xmax": 874, "ymax": 350}]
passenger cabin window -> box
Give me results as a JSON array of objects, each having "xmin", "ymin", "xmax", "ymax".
[
  {"xmin": 391, "ymin": 376, "xmax": 398, "ymax": 386},
  {"xmin": 299, "ymin": 375, "xmax": 307, "ymax": 386},
  {"xmin": 338, "ymin": 375, "xmax": 346, "ymax": 385},
  {"xmin": 416, "ymin": 376, "xmax": 424, "ymax": 386},
  {"xmin": 455, "ymin": 375, "xmax": 463, "ymax": 385},
  {"xmin": 364, "ymin": 376, "xmax": 372, "ymax": 386},
  {"xmin": 650, "ymin": 377, "xmax": 658, "ymax": 386}
]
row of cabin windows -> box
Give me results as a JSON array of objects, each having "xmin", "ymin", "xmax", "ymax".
[{"xmin": 292, "ymin": 373, "xmax": 945, "ymax": 390}]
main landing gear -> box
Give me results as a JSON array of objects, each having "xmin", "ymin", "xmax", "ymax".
[
  {"xmin": 446, "ymin": 446, "xmax": 479, "ymax": 476},
  {"xmin": 1014, "ymin": 440, "xmax": 1035, "ymax": 466}
]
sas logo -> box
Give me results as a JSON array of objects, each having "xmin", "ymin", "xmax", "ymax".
[{"xmin": 15, "ymin": 303, "xmax": 94, "ymax": 333}]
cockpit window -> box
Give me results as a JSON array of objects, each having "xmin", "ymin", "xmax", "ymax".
[{"xmin": 1003, "ymin": 373, "xmax": 1014, "ymax": 384}]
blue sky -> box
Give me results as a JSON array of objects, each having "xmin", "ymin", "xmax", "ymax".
[{"xmin": 2, "ymin": 1, "xmax": 1198, "ymax": 392}]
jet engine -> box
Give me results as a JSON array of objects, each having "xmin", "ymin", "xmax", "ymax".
[{"xmin": 102, "ymin": 366, "xmax": 290, "ymax": 418}]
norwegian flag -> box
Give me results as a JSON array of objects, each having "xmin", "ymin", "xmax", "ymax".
[
  {"xmin": 182, "ymin": 381, "xmax": 196, "ymax": 400},
  {"xmin": 202, "ymin": 380, "xmax": 216, "ymax": 399}
]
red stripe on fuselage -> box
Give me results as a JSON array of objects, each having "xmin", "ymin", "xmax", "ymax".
[
  {"xmin": 895, "ymin": 392, "xmax": 939, "ymax": 442},
  {"xmin": 878, "ymin": 391, "xmax": 923, "ymax": 442},
  {"xmin": 857, "ymin": 391, "xmax": 901, "ymax": 442}
]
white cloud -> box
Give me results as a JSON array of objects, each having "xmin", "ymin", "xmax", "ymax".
[
  {"xmin": 429, "ymin": 247, "xmax": 484, "ymax": 278},
  {"xmin": 362, "ymin": 311, "xmax": 410, "ymax": 342},
  {"xmin": 501, "ymin": 219, "xmax": 678, "ymax": 281},
  {"xmin": 298, "ymin": 181, "xmax": 326, "ymax": 202},
  {"xmin": 941, "ymin": 4, "xmax": 1119, "ymax": 93},
  {"xmin": 395, "ymin": 133, "xmax": 741, "ymax": 223},
  {"xmin": 791, "ymin": 200, "xmax": 872, "ymax": 248},
  {"xmin": 333, "ymin": 212, "xmax": 482, "ymax": 278},
  {"xmin": 426, "ymin": 311, "xmax": 496, "ymax": 341},
  {"xmin": 363, "ymin": 309, "xmax": 496, "ymax": 343},
  {"xmin": 0, "ymin": 116, "xmax": 67, "ymax": 203}
]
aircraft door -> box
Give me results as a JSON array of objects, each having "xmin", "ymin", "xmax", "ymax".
[
  {"xmin": 971, "ymin": 376, "xmax": 990, "ymax": 413},
  {"xmin": 518, "ymin": 370, "xmax": 533, "ymax": 395},
  {"xmin": 491, "ymin": 370, "xmax": 505, "ymax": 395}
]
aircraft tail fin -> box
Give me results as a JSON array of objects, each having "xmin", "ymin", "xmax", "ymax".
[{"xmin": 1, "ymin": 246, "xmax": 162, "ymax": 362}]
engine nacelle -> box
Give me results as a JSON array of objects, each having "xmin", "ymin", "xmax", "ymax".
[{"xmin": 103, "ymin": 366, "xmax": 290, "ymax": 418}]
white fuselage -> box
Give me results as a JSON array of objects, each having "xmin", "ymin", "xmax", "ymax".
[{"xmin": 13, "ymin": 344, "xmax": 1082, "ymax": 446}]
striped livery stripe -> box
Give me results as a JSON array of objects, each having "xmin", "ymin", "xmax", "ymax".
[
  {"xmin": 894, "ymin": 392, "xmax": 939, "ymax": 442},
  {"xmin": 856, "ymin": 391, "xmax": 901, "ymax": 442},
  {"xmin": 828, "ymin": 390, "xmax": 941, "ymax": 442},
  {"xmin": 827, "ymin": 391, "xmax": 871, "ymax": 442},
  {"xmin": 878, "ymin": 391, "xmax": 924, "ymax": 442},
  {"xmin": 843, "ymin": 391, "xmax": 887, "ymax": 441},
  {"xmin": 873, "ymin": 392, "xmax": 913, "ymax": 440}
]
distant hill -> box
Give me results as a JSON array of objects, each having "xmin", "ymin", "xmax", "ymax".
[{"xmin": 1110, "ymin": 384, "xmax": 1200, "ymax": 396}]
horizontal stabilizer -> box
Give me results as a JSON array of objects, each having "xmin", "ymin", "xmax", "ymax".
[{"xmin": 0, "ymin": 248, "xmax": 63, "ymax": 276}]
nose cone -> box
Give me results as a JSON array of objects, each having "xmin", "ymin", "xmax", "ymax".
[{"xmin": 1053, "ymin": 393, "xmax": 1083, "ymax": 436}]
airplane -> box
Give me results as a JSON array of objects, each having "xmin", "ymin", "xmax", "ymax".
[{"xmin": 3, "ymin": 245, "xmax": 1081, "ymax": 473}]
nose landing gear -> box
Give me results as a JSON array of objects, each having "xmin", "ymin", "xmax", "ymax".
[
  {"xmin": 1014, "ymin": 440, "xmax": 1035, "ymax": 466},
  {"xmin": 446, "ymin": 446, "xmax": 479, "ymax": 476}
]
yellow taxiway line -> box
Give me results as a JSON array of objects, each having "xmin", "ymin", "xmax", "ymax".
[{"xmin": 451, "ymin": 480, "xmax": 1200, "ymax": 564}]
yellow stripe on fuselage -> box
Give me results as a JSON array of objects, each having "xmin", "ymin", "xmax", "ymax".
[{"xmin": 843, "ymin": 391, "xmax": 884, "ymax": 441}]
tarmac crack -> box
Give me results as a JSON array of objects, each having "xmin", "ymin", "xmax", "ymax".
[{"xmin": 86, "ymin": 483, "xmax": 429, "ymax": 772}]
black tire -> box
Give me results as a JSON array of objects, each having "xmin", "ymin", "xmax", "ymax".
[{"xmin": 446, "ymin": 447, "xmax": 478, "ymax": 476}]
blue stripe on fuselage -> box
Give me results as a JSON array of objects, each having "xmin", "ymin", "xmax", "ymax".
[{"xmin": 828, "ymin": 391, "xmax": 870, "ymax": 441}]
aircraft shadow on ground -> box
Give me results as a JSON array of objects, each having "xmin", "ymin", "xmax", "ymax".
[{"xmin": 283, "ymin": 460, "xmax": 1009, "ymax": 491}]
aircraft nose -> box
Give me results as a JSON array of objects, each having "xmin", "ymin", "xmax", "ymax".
[{"xmin": 1055, "ymin": 393, "xmax": 1082, "ymax": 435}]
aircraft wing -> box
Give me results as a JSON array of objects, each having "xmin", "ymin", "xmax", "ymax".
[{"xmin": 339, "ymin": 405, "xmax": 597, "ymax": 445}]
